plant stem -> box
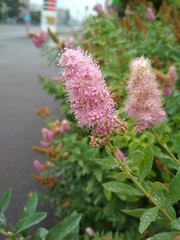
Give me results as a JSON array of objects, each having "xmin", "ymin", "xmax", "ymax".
[
  {"xmin": 107, "ymin": 140, "xmax": 174, "ymax": 222},
  {"xmin": 0, "ymin": 230, "xmax": 23, "ymax": 240},
  {"xmin": 151, "ymin": 128, "xmax": 180, "ymax": 166}
]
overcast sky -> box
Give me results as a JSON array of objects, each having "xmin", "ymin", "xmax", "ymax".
[{"xmin": 30, "ymin": 0, "xmax": 106, "ymax": 20}]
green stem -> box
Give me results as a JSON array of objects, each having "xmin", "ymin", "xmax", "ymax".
[
  {"xmin": 151, "ymin": 128, "xmax": 180, "ymax": 166},
  {"xmin": 0, "ymin": 230, "xmax": 23, "ymax": 240},
  {"xmin": 107, "ymin": 140, "xmax": 174, "ymax": 222}
]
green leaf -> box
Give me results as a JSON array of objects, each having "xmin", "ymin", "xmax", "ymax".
[
  {"xmin": 93, "ymin": 168, "xmax": 103, "ymax": 182},
  {"xmin": 153, "ymin": 150, "xmax": 179, "ymax": 170},
  {"xmin": 46, "ymin": 212, "xmax": 82, "ymax": 240},
  {"xmin": 121, "ymin": 208, "xmax": 146, "ymax": 219},
  {"xmin": 126, "ymin": 150, "xmax": 144, "ymax": 167},
  {"xmin": 102, "ymin": 182, "xmax": 143, "ymax": 196},
  {"xmin": 14, "ymin": 212, "xmax": 47, "ymax": 234},
  {"xmin": 116, "ymin": 172, "xmax": 131, "ymax": 180},
  {"xmin": 171, "ymin": 218, "xmax": 180, "ymax": 231},
  {"xmin": 103, "ymin": 188, "xmax": 112, "ymax": 200},
  {"xmin": 105, "ymin": 145, "xmax": 111, "ymax": 156},
  {"xmin": 93, "ymin": 157, "xmax": 118, "ymax": 169},
  {"xmin": 160, "ymin": 135, "xmax": 169, "ymax": 145},
  {"xmin": 0, "ymin": 189, "xmax": 12, "ymax": 214},
  {"xmin": 139, "ymin": 207, "xmax": 159, "ymax": 234},
  {"xmin": 152, "ymin": 182, "xmax": 168, "ymax": 192},
  {"xmin": 0, "ymin": 212, "xmax": 6, "ymax": 229},
  {"xmin": 167, "ymin": 169, "xmax": 180, "ymax": 206},
  {"xmin": 151, "ymin": 231, "xmax": 179, "ymax": 240},
  {"xmin": 139, "ymin": 146, "xmax": 153, "ymax": 180},
  {"xmin": 21, "ymin": 192, "xmax": 38, "ymax": 218},
  {"xmin": 34, "ymin": 228, "xmax": 48, "ymax": 240}
]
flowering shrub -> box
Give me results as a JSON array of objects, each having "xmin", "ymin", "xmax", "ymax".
[{"xmin": 31, "ymin": 1, "xmax": 180, "ymax": 239}]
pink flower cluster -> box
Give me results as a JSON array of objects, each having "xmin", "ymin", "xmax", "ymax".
[
  {"xmin": 93, "ymin": 3, "xmax": 103, "ymax": 14},
  {"xmin": 60, "ymin": 119, "xmax": 70, "ymax": 133},
  {"xmin": 59, "ymin": 48, "xmax": 127, "ymax": 147},
  {"xmin": 125, "ymin": 57, "xmax": 166, "ymax": 133},
  {"xmin": 33, "ymin": 160, "xmax": 43, "ymax": 171},
  {"xmin": 32, "ymin": 31, "xmax": 46, "ymax": 48},
  {"xmin": 40, "ymin": 128, "xmax": 56, "ymax": 148},
  {"xmin": 146, "ymin": 8, "xmax": 155, "ymax": 21}
]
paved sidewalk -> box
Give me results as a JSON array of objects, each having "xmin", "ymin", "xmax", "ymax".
[{"xmin": 0, "ymin": 25, "xmax": 61, "ymax": 236}]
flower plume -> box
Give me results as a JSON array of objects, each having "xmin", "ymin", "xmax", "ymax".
[
  {"xmin": 59, "ymin": 48, "xmax": 127, "ymax": 146},
  {"xmin": 125, "ymin": 57, "xmax": 166, "ymax": 133}
]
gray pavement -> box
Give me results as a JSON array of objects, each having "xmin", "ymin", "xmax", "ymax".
[{"xmin": 0, "ymin": 24, "xmax": 60, "ymax": 235}]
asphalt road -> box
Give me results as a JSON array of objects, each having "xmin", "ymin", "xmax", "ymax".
[{"xmin": 0, "ymin": 24, "xmax": 60, "ymax": 235}]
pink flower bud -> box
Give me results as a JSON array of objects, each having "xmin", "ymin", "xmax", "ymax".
[
  {"xmin": 42, "ymin": 128, "xmax": 56, "ymax": 142},
  {"xmin": 33, "ymin": 160, "xmax": 43, "ymax": 171},
  {"xmin": 40, "ymin": 140, "xmax": 50, "ymax": 148},
  {"xmin": 164, "ymin": 87, "xmax": 172, "ymax": 97},
  {"xmin": 168, "ymin": 66, "xmax": 177, "ymax": 86},
  {"xmin": 60, "ymin": 120, "xmax": 70, "ymax": 133},
  {"xmin": 39, "ymin": 31, "xmax": 46, "ymax": 43},
  {"xmin": 117, "ymin": 150, "xmax": 126, "ymax": 161},
  {"xmin": 32, "ymin": 37, "xmax": 41, "ymax": 48},
  {"xmin": 147, "ymin": 8, "xmax": 155, "ymax": 21},
  {"xmin": 65, "ymin": 40, "xmax": 74, "ymax": 49},
  {"xmin": 93, "ymin": 4, "xmax": 103, "ymax": 14},
  {"xmin": 85, "ymin": 227, "xmax": 94, "ymax": 237}
]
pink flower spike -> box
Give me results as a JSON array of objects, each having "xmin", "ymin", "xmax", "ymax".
[
  {"xmin": 168, "ymin": 66, "xmax": 177, "ymax": 86},
  {"xmin": 39, "ymin": 31, "xmax": 46, "ymax": 43},
  {"xmin": 93, "ymin": 3, "xmax": 103, "ymax": 14},
  {"xmin": 32, "ymin": 37, "xmax": 41, "ymax": 48},
  {"xmin": 85, "ymin": 227, "xmax": 94, "ymax": 237},
  {"xmin": 60, "ymin": 120, "xmax": 70, "ymax": 133},
  {"xmin": 164, "ymin": 87, "xmax": 172, "ymax": 97},
  {"xmin": 117, "ymin": 150, "xmax": 126, "ymax": 161},
  {"xmin": 59, "ymin": 48, "xmax": 127, "ymax": 146},
  {"xmin": 147, "ymin": 8, "xmax": 155, "ymax": 21},
  {"xmin": 125, "ymin": 56, "xmax": 166, "ymax": 133},
  {"xmin": 33, "ymin": 160, "xmax": 43, "ymax": 171},
  {"xmin": 40, "ymin": 140, "xmax": 50, "ymax": 148},
  {"xmin": 42, "ymin": 128, "xmax": 56, "ymax": 142}
]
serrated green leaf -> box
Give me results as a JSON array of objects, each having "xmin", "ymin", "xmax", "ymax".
[
  {"xmin": 0, "ymin": 189, "xmax": 12, "ymax": 214},
  {"xmin": 46, "ymin": 212, "xmax": 82, "ymax": 240},
  {"xmin": 21, "ymin": 192, "xmax": 38, "ymax": 218},
  {"xmin": 160, "ymin": 135, "xmax": 169, "ymax": 145},
  {"xmin": 121, "ymin": 208, "xmax": 146, "ymax": 219},
  {"xmin": 14, "ymin": 212, "xmax": 47, "ymax": 234},
  {"xmin": 139, "ymin": 207, "xmax": 159, "ymax": 234},
  {"xmin": 0, "ymin": 212, "xmax": 6, "ymax": 229},
  {"xmin": 34, "ymin": 228, "xmax": 48, "ymax": 240},
  {"xmin": 139, "ymin": 146, "xmax": 153, "ymax": 180},
  {"xmin": 171, "ymin": 218, "xmax": 180, "ymax": 231},
  {"xmin": 126, "ymin": 150, "xmax": 144, "ymax": 167},
  {"xmin": 151, "ymin": 231, "xmax": 179, "ymax": 240},
  {"xmin": 102, "ymin": 182, "xmax": 143, "ymax": 196},
  {"xmin": 93, "ymin": 157, "xmax": 118, "ymax": 169},
  {"xmin": 167, "ymin": 169, "xmax": 180, "ymax": 206}
]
